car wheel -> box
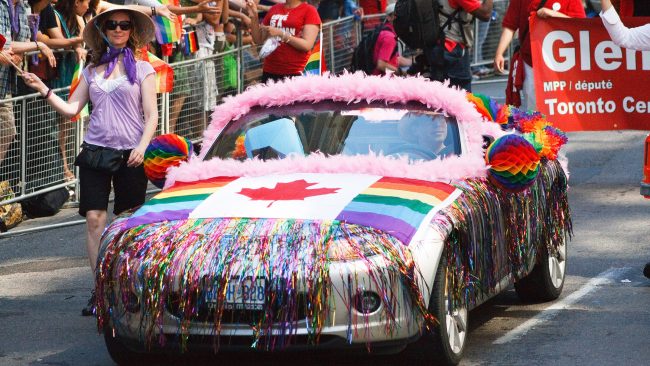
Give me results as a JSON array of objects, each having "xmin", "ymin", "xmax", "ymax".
[
  {"xmin": 103, "ymin": 328, "xmax": 161, "ymax": 365},
  {"xmin": 514, "ymin": 235, "xmax": 567, "ymax": 302},
  {"xmin": 408, "ymin": 254, "xmax": 468, "ymax": 366}
]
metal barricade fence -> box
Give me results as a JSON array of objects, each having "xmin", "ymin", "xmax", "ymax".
[
  {"xmin": 0, "ymin": 9, "xmax": 511, "ymax": 208},
  {"xmin": 473, "ymin": 0, "xmax": 512, "ymax": 68}
]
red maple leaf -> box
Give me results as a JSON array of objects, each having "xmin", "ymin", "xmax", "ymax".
[{"xmin": 238, "ymin": 179, "xmax": 340, "ymax": 207}]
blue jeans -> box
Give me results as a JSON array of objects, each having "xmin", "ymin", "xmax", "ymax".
[
  {"xmin": 428, "ymin": 42, "xmax": 472, "ymax": 91},
  {"xmin": 443, "ymin": 43, "xmax": 472, "ymax": 92}
]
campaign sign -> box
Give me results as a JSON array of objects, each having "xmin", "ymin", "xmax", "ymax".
[{"xmin": 530, "ymin": 16, "xmax": 650, "ymax": 131}]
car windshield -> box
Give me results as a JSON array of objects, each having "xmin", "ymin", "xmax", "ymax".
[{"xmin": 204, "ymin": 102, "xmax": 461, "ymax": 162}]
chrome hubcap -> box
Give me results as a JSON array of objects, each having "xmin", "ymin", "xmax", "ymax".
[
  {"xmin": 548, "ymin": 239, "xmax": 567, "ymax": 289},
  {"xmin": 444, "ymin": 295, "xmax": 467, "ymax": 354}
]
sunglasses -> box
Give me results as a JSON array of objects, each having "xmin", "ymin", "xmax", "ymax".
[{"xmin": 104, "ymin": 20, "xmax": 132, "ymax": 31}]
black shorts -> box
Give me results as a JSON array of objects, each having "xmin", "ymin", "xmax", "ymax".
[{"xmin": 78, "ymin": 155, "xmax": 148, "ymax": 217}]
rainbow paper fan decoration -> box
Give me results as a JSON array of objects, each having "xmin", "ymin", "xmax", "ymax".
[
  {"xmin": 467, "ymin": 93, "xmax": 500, "ymax": 122},
  {"xmin": 541, "ymin": 126, "xmax": 568, "ymax": 160},
  {"xmin": 485, "ymin": 134, "xmax": 540, "ymax": 193},
  {"xmin": 144, "ymin": 134, "xmax": 193, "ymax": 188}
]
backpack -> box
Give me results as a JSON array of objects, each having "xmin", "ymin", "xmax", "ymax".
[
  {"xmin": 393, "ymin": 0, "xmax": 441, "ymax": 50},
  {"xmin": 350, "ymin": 25, "xmax": 397, "ymax": 74},
  {"xmin": 21, "ymin": 187, "xmax": 69, "ymax": 218}
]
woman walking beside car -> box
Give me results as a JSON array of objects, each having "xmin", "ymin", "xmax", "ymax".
[
  {"xmin": 20, "ymin": 7, "xmax": 158, "ymax": 315},
  {"xmin": 246, "ymin": 0, "xmax": 321, "ymax": 83}
]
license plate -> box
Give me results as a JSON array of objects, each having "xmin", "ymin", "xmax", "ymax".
[{"xmin": 213, "ymin": 277, "xmax": 266, "ymax": 310}]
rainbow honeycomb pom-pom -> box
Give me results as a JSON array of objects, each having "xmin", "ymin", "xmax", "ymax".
[
  {"xmin": 486, "ymin": 134, "xmax": 540, "ymax": 193},
  {"xmin": 144, "ymin": 134, "xmax": 193, "ymax": 188}
]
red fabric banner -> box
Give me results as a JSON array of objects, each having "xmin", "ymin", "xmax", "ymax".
[{"xmin": 530, "ymin": 16, "xmax": 650, "ymax": 131}]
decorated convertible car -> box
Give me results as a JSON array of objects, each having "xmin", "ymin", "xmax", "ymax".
[{"xmin": 96, "ymin": 74, "xmax": 571, "ymax": 365}]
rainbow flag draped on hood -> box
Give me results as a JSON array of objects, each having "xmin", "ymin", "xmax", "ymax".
[{"xmin": 124, "ymin": 173, "xmax": 461, "ymax": 245}]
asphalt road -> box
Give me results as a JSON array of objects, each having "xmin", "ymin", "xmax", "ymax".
[{"xmin": 1, "ymin": 81, "xmax": 649, "ymax": 366}]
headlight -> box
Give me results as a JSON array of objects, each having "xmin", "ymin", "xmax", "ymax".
[{"xmin": 354, "ymin": 291, "xmax": 381, "ymax": 314}]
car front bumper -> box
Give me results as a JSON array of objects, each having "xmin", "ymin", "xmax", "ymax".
[{"xmin": 107, "ymin": 259, "xmax": 429, "ymax": 352}]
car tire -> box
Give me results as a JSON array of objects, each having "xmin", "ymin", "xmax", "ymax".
[
  {"xmin": 407, "ymin": 253, "xmax": 468, "ymax": 366},
  {"xmin": 514, "ymin": 235, "xmax": 567, "ymax": 303},
  {"xmin": 103, "ymin": 328, "xmax": 161, "ymax": 366}
]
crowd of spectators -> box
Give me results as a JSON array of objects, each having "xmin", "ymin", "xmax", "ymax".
[{"xmin": 0, "ymin": 0, "xmax": 623, "ymax": 192}]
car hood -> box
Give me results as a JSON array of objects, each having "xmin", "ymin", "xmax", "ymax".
[{"xmin": 124, "ymin": 173, "xmax": 461, "ymax": 245}]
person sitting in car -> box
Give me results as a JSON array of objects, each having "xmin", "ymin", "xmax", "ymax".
[{"xmin": 394, "ymin": 113, "xmax": 451, "ymax": 160}]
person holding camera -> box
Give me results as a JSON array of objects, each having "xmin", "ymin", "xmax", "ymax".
[{"xmin": 372, "ymin": 3, "xmax": 411, "ymax": 75}]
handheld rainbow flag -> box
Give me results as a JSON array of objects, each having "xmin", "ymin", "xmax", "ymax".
[
  {"xmin": 183, "ymin": 30, "xmax": 199, "ymax": 55},
  {"xmin": 303, "ymin": 30, "xmax": 322, "ymax": 76},
  {"xmin": 142, "ymin": 51, "xmax": 174, "ymax": 93},
  {"xmin": 153, "ymin": 0, "xmax": 182, "ymax": 44},
  {"xmin": 69, "ymin": 60, "xmax": 88, "ymax": 122}
]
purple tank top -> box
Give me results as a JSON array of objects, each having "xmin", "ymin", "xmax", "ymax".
[{"xmin": 82, "ymin": 61, "xmax": 155, "ymax": 150}]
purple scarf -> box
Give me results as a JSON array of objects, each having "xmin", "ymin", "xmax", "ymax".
[
  {"xmin": 7, "ymin": 0, "xmax": 20, "ymax": 36},
  {"xmin": 28, "ymin": 14, "xmax": 39, "ymax": 64},
  {"xmin": 99, "ymin": 46, "xmax": 137, "ymax": 84}
]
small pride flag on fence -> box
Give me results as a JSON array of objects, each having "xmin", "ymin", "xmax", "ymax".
[
  {"xmin": 142, "ymin": 50, "xmax": 174, "ymax": 93},
  {"xmin": 69, "ymin": 60, "xmax": 88, "ymax": 122},
  {"xmin": 153, "ymin": 0, "xmax": 182, "ymax": 44},
  {"xmin": 183, "ymin": 30, "xmax": 199, "ymax": 55},
  {"xmin": 303, "ymin": 30, "xmax": 322, "ymax": 76}
]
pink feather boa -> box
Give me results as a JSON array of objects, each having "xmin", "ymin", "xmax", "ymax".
[{"xmin": 166, "ymin": 73, "xmax": 506, "ymax": 187}]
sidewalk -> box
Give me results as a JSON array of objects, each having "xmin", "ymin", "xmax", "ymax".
[
  {"xmin": 472, "ymin": 76, "xmax": 507, "ymax": 101},
  {"xmin": 0, "ymin": 187, "xmax": 160, "ymax": 238}
]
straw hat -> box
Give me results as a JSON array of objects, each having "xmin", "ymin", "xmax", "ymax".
[{"xmin": 82, "ymin": 7, "xmax": 155, "ymax": 51}]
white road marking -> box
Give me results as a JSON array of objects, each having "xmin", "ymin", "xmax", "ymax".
[{"xmin": 493, "ymin": 267, "xmax": 630, "ymax": 344}]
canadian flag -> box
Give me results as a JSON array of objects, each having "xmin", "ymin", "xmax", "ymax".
[{"xmin": 190, "ymin": 173, "xmax": 380, "ymax": 220}]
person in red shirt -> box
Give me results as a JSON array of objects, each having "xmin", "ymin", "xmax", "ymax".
[
  {"xmin": 247, "ymin": 0, "xmax": 321, "ymax": 82},
  {"xmin": 494, "ymin": 0, "xmax": 585, "ymax": 110},
  {"xmin": 358, "ymin": 0, "xmax": 385, "ymax": 29},
  {"xmin": 360, "ymin": 0, "xmax": 386, "ymax": 15}
]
